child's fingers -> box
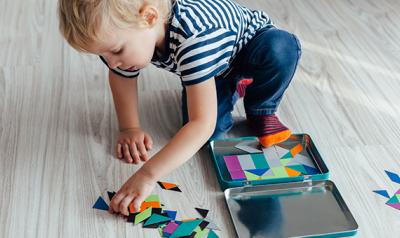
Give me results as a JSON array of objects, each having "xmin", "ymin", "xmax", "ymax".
[
  {"xmin": 123, "ymin": 144, "xmax": 133, "ymax": 163},
  {"xmin": 119, "ymin": 194, "xmax": 135, "ymax": 216},
  {"xmin": 137, "ymin": 143, "xmax": 148, "ymax": 162},
  {"xmin": 109, "ymin": 192, "xmax": 126, "ymax": 214},
  {"xmin": 129, "ymin": 143, "xmax": 140, "ymax": 164},
  {"xmin": 144, "ymin": 134, "xmax": 153, "ymax": 151},
  {"xmin": 116, "ymin": 143, "xmax": 122, "ymax": 159},
  {"xmin": 131, "ymin": 194, "xmax": 146, "ymax": 214}
]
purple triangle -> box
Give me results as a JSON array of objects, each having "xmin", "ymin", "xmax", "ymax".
[
  {"xmin": 92, "ymin": 196, "xmax": 109, "ymax": 211},
  {"xmin": 373, "ymin": 190, "xmax": 390, "ymax": 198}
]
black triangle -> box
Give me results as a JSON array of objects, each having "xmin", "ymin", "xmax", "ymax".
[
  {"xmin": 195, "ymin": 207, "xmax": 209, "ymax": 218},
  {"xmin": 169, "ymin": 186, "xmax": 182, "ymax": 192},
  {"xmin": 198, "ymin": 220, "xmax": 210, "ymax": 230},
  {"xmin": 107, "ymin": 191, "xmax": 116, "ymax": 201}
]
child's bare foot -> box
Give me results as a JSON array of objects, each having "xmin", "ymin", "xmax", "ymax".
[{"xmin": 247, "ymin": 114, "xmax": 291, "ymax": 147}]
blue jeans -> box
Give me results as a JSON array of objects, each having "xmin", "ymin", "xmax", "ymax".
[{"xmin": 181, "ymin": 27, "xmax": 302, "ymax": 139}]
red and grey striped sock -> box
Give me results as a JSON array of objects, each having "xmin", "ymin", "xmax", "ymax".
[
  {"xmin": 236, "ymin": 78, "xmax": 253, "ymax": 97},
  {"xmin": 247, "ymin": 114, "xmax": 291, "ymax": 147}
]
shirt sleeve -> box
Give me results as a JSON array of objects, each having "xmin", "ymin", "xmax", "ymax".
[
  {"xmin": 175, "ymin": 28, "xmax": 236, "ymax": 85},
  {"xmin": 99, "ymin": 56, "xmax": 140, "ymax": 78}
]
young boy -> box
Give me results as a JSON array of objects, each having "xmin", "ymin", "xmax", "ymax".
[{"xmin": 58, "ymin": 0, "xmax": 301, "ymax": 216}]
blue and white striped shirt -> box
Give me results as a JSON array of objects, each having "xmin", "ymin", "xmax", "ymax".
[{"xmin": 101, "ymin": 0, "xmax": 274, "ymax": 85}]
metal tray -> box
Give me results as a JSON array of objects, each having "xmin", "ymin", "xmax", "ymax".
[
  {"xmin": 209, "ymin": 134, "xmax": 329, "ymax": 190},
  {"xmin": 225, "ymin": 180, "xmax": 358, "ymax": 238}
]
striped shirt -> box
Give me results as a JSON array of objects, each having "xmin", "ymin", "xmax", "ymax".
[{"xmin": 100, "ymin": 0, "xmax": 274, "ymax": 85}]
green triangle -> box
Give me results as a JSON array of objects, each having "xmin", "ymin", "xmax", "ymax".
[
  {"xmin": 144, "ymin": 213, "xmax": 171, "ymax": 226},
  {"xmin": 387, "ymin": 195, "xmax": 399, "ymax": 204},
  {"xmin": 396, "ymin": 194, "xmax": 400, "ymax": 200},
  {"xmin": 244, "ymin": 171, "xmax": 260, "ymax": 181}
]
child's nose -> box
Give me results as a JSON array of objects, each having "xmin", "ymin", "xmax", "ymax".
[{"xmin": 108, "ymin": 58, "xmax": 121, "ymax": 69}]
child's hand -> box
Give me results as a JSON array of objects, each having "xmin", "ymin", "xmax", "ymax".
[
  {"xmin": 109, "ymin": 169, "xmax": 156, "ymax": 216},
  {"xmin": 116, "ymin": 128, "xmax": 153, "ymax": 164}
]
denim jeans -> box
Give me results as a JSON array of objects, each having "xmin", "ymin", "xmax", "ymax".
[{"xmin": 181, "ymin": 27, "xmax": 302, "ymax": 139}]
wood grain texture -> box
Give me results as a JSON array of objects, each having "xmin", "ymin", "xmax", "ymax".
[{"xmin": 1, "ymin": 0, "xmax": 400, "ymax": 237}]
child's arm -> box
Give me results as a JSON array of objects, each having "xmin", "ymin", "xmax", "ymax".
[
  {"xmin": 109, "ymin": 70, "xmax": 153, "ymax": 163},
  {"xmin": 109, "ymin": 78, "xmax": 217, "ymax": 215}
]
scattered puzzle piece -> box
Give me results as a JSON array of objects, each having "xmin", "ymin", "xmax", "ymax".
[
  {"xmin": 92, "ymin": 196, "xmax": 109, "ymax": 211},
  {"xmin": 373, "ymin": 190, "xmax": 390, "ymax": 198},
  {"xmin": 107, "ymin": 191, "xmax": 116, "ymax": 201},
  {"xmin": 157, "ymin": 181, "xmax": 182, "ymax": 192},
  {"xmin": 385, "ymin": 170, "xmax": 400, "ymax": 184},
  {"xmin": 170, "ymin": 219, "xmax": 203, "ymax": 237},
  {"xmin": 195, "ymin": 208, "xmax": 209, "ymax": 218}
]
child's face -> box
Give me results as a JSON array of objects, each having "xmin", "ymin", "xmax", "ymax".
[{"xmin": 88, "ymin": 24, "xmax": 163, "ymax": 71}]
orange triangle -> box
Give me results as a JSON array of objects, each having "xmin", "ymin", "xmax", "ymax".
[
  {"xmin": 285, "ymin": 167, "xmax": 301, "ymax": 177},
  {"xmin": 161, "ymin": 182, "xmax": 177, "ymax": 190}
]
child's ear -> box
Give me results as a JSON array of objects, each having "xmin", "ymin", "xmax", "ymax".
[{"xmin": 139, "ymin": 5, "xmax": 159, "ymax": 27}]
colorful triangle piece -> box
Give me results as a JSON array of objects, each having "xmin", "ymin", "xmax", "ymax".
[
  {"xmin": 385, "ymin": 170, "xmax": 400, "ymax": 184},
  {"xmin": 92, "ymin": 196, "xmax": 109, "ymax": 211},
  {"xmin": 373, "ymin": 190, "xmax": 390, "ymax": 198}
]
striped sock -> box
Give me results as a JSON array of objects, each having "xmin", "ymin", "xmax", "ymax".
[
  {"xmin": 236, "ymin": 78, "xmax": 253, "ymax": 97},
  {"xmin": 247, "ymin": 114, "xmax": 291, "ymax": 147}
]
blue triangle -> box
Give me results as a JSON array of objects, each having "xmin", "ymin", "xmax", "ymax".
[
  {"xmin": 303, "ymin": 165, "xmax": 319, "ymax": 175},
  {"xmin": 93, "ymin": 196, "xmax": 109, "ymax": 211},
  {"xmin": 373, "ymin": 190, "xmax": 390, "ymax": 198},
  {"xmin": 385, "ymin": 170, "xmax": 400, "ymax": 184},
  {"xmin": 246, "ymin": 168, "xmax": 269, "ymax": 177}
]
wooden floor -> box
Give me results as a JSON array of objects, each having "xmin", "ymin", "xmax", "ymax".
[{"xmin": 1, "ymin": 0, "xmax": 400, "ymax": 237}]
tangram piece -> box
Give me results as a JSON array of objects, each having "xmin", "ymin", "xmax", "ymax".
[
  {"xmin": 143, "ymin": 213, "xmax": 171, "ymax": 228},
  {"xmin": 285, "ymin": 167, "xmax": 301, "ymax": 177},
  {"xmin": 290, "ymin": 144, "xmax": 303, "ymax": 157},
  {"xmin": 140, "ymin": 201, "xmax": 161, "ymax": 212},
  {"xmin": 385, "ymin": 170, "xmax": 400, "ymax": 184},
  {"xmin": 157, "ymin": 181, "xmax": 182, "ymax": 192},
  {"xmin": 246, "ymin": 168, "xmax": 268, "ymax": 177},
  {"xmin": 170, "ymin": 219, "xmax": 202, "ymax": 237},
  {"xmin": 373, "ymin": 190, "xmax": 390, "ymax": 198},
  {"xmin": 286, "ymin": 164, "xmax": 307, "ymax": 174},
  {"xmin": 386, "ymin": 195, "xmax": 399, "ymax": 204},
  {"xmin": 92, "ymin": 196, "xmax": 109, "ymax": 211},
  {"xmin": 238, "ymin": 155, "xmax": 256, "ymax": 170},
  {"xmin": 199, "ymin": 221, "xmax": 210, "ymax": 230},
  {"xmin": 207, "ymin": 230, "xmax": 219, "ymax": 238},
  {"xmin": 195, "ymin": 208, "xmax": 209, "ymax": 218},
  {"xmin": 107, "ymin": 191, "xmax": 116, "ymax": 201},
  {"xmin": 251, "ymin": 153, "xmax": 269, "ymax": 169},
  {"xmin": 271, "ymin": 167, "xmax": 288, "ymax": 177},
  {"xmin": 223, "ymin": 155, "xmax": 241, "ymax": 172},
  {"xmin": 134, "ymin": 207, "xmax": 152, "ymax": 225},
  {"xmin": 163, "ymin": 221, "xmax": 179, "ymax": 235},
  {"xmin": 244, "ymin": 171, "xmax": 260, "ymax": 180},
  {"xmin": 302, "ymin": 164, "xmax": 319, "ymax": 174},
  {"xmin": 164, "ymin": 210, "xmax": 177, "ymax": 220},
  {"xmin": 144, "ymin": 194, "xmax": 159, "ymax": 202},
  {"xmin": 229, "ymin": 170, "xmax": 246, "ymax": 180},
  {"xmin": 127, "ymin": 212, "xmax": 138, "ymax": 223},
  {"xmin": 386, "ymin": 202, "xmax": 400, "ymax": 210},
  {"xmin": 235, "ymin": 141, "xmax": 262, "ymax": 153},
  {"xmin": 194, "ymin": 228, "xmax": 210, "ymax": 238}
]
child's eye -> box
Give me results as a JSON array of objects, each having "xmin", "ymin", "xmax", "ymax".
[{"xmin": 113, "ymin": 48, "xmax": 123, "ymax": 55}]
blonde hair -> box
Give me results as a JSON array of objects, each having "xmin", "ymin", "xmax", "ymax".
[{"xmin": 58, "ymin": 0, "xmax": 172, "ymax": 52}]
